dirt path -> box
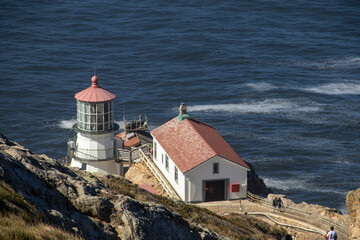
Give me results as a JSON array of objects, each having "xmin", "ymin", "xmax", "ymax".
[{"xmin": 197, "ymin": 200, "xmax": 341, "ymax": 240}]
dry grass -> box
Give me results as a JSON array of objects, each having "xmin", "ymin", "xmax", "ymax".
[
  {"xmin": 0, "ymin": 213, "xmax": 82, "ymax": 240},
  {"xmin": 0, "ymin": 181, "xmax": 83, "ymax": 240}
]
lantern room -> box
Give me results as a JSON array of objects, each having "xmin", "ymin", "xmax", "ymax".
[{"xmin": 74, "ymin": 75, "xmax": 118, "ymax": 133}]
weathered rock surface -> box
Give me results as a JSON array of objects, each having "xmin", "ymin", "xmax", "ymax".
[
  {"xmin": 0, "ymin": 134, "xmax": 224, "ymax": 240},
  {"xmin": 245, "ymin": 161, "xmax": 272, "ymax": 197},
  {"xmin": 347, "ymin": 188, "xmax": 360, "ymax": 240}
]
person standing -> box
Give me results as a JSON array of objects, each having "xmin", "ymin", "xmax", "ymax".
[
  {"xmin": 277, "ymin": 198, "xmax": 282, "ymax": 211},
  {"xmin": 273, "ymin": 198, "xmax": 277, "ymax": 212},
  {"xmin": 68, "ymin": 138, "xmax": 75, "ymax": 157},
  {"xmin": 323, "ymin": 226, "xmax": 338, "ymax": 240}
]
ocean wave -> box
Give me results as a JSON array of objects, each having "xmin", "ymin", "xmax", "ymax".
[
  {"xmin": 58, "ymin": 120, "xmax": 125, "ymax": 130},
  {"xmin": 59, "ymin": 119, "xmax": 77, "ymax": 129},
  {"xmin": 297, "ymin": 56, "xmax": 360, "ymax": 69},
  {"xmin": 188, "ymin": 99, "xmax": 320, "ymax": 114},
  {"xmin": 263, "ymin": 177, "xmax": 345, "ymax": 196},
  {"xmin": 263, "ymin": 177, "xmax": 307, "ymax": 191},
  {"xmin": 302, "ymin": 82, "xmax": 360, "ymax": 95},
  {"xmin": 245, "ymin": 82, "xmax": 278, "ymax": 92}
]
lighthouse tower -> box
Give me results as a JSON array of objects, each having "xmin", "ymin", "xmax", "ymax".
[{"xmin": 70, "ymin": 74, "xmax": 120, "ymax": 174}]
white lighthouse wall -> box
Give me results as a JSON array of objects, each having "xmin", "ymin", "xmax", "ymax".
[
  {"xmin": 70, "ymin": 158, "xmax": 120, "ymax": 175},
  {"xmin": 185, "ymin": 156, "xmax": 248, "ymax": 202},
  {"xmin": 75, "ymin": 132, "xmax": 115, "ymax": 161},
  {"xmin": 152, "ymin": 137, "xmax": 186, "ymax": 200}
]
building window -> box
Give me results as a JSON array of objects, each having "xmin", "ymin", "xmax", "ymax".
[
  {"xmin": 165, "ymin": 154, "xmax": 169, "ymax": 172},
  {"xmin": 213, "ymin": 163, "xmax": 219, "ymax": 174},
  {"xmin": 81, "ymin": 163, "xmax": 87, "ymax": 171},
  {"xmin": 174, "ymin": 166, "xmax": 178, "ymax": 184},
  {"xmin": 162, "ymin": 154, "xmax": 164, "ymax": 164},
  {"xmin": 154, "ymin": 142, "xmax": 157, "ymax": 160}
]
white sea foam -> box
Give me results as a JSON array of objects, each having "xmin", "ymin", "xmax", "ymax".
[
  {"xmin": 59, "ymin": 120, "xmax": 125, "ymax": 130},
  {"xmin": 300, "ymin": 56, "xmax": 360, "ymax": 69},
  {"xmin": 59, "ymin": 119, "xmax": 77, "ymax": 129},
  {"xmin": 302, "ymin": 82, "xmax": 360, "ymax": 95},
  {"xmin": 263, "ymin": 177, "xmax": 345, "ymax": 196},
  {"xmin": 263, "ymin": 177, "xmax": 307, "ymax": 191},
  {"xmin": 188, "ymin": 99, "xmax": 320, "ymax": 114},
  {"xmin": 115, "ymin": 121, "xmax": 124, "ymax": 128},
  {"xmin": 245, "ymin": 82, "xmax": 277, "ymax": 92}
]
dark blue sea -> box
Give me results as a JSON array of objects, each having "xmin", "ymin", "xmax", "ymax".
[{"xmin": 1, "ymin": 0, "xmax": 359, "ymax": 212}]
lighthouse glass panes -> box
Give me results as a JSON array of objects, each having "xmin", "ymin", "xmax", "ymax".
[{"xmin": 77, "ymin": 101, "xmax": 113, "ymax": 132}]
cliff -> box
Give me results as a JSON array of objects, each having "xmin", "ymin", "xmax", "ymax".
[
  {"xmin": 0, "ymin": 134, "xmax": 288, "ymax": 240},
  {"xmin": 347, "ymin": 188, "xmax": 360, "ymax": 239},
  {"xmin": 245, "ymin": 161, "xmax": 272, "ymax": 197}
]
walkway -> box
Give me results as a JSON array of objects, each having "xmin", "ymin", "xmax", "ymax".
[{"xmin": 197, "ymin": 195, "xmax": 350, "ymax": 240}]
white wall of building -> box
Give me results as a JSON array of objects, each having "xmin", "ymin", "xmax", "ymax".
[
  {"xmin": 70, "ymin": 131, "xmax": 120, "ymax": 175},
  {"xmin": 152, "ymin": 138, "xmax": 248, "ymax": 202},
  {"xmin": 152, "ymin": 138, "xmax": 186, "ymax": 200},
  {"xmin": 70, "ymin": 158, "xmax": 120, "ymax": 175},
  {"xmin": 75, "ymin": 132, "xmax": 115, "ymax": 161},
  {"xmin": 185, "ymin": 156, "xmax": 248, "ymax": 202}
]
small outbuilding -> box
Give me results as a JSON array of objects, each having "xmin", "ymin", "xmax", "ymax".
[{"xmin": 151, "ymin": 103, "xmax": 250, "ymax": 202}]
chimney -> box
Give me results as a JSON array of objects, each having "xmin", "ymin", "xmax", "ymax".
[
  {"xmin": 179, "ymin": 102, "xmax": 187, "ymax": 115},
  {"xmin": 178, "ymin": 103, "xmax": 190, "ymax": 121}
]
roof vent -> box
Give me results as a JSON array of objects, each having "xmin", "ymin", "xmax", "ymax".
[{"xmin": 178, "ymin": 103, "xmax": 190, "ymax": 121}]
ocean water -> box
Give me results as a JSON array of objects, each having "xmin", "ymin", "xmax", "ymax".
[{"xmin": 1, "ymin": 0, "xmax": 359, "ymax": 212}]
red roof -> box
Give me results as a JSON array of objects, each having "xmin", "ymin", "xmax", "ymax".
[
  {"xmin": 75, "ymin": 75, "xmax": 116, "ymax": 102},
  {"xmin": 115, "ymin": 131, "xmax": 141, "ymax": 148},
  {"xmin": 151, "ymin": 117, "xmax": 249, "ymax": 174},
  {"xmin": 139, "ymin": 184, "xmax": 158, "ymax": 194}
]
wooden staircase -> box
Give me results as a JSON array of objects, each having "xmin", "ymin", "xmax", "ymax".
[{"xmin": 139, "ymin": 148, "xmax": 180, "ymax": 200}]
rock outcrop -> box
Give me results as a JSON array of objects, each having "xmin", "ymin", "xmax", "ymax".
[
  {"xmin": 0, "ymin": 134, "xmax": 224, "ymax": 240},
  {"xmin": 245, "ymin": 161, "xmax": 272, "ymax": 197},
  {"xmin": 347, "ymin": 188, "xmax": 360, "ymax": 239}
]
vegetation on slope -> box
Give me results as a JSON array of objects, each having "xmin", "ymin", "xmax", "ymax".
[
  {"xmin": 0, "ymin": 181, "xmax": 82, "ymax": 240},
  {"xmin": 95, "ymin": 173, "xmax": 288, "ymax": 240}
]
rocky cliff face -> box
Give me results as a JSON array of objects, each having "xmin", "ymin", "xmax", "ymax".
[
  {"xmin": 245, "ymin": 161, "xmax": 272, "ymax": 197},
  {"xmin": 347, "ymin": 188, "xmax": 360, "ymax": 240},
  {"xmin": 0, "ymin": 134, "xmax": 224, "ymax": 240}
]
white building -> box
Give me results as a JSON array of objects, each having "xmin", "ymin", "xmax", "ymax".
[
  {"xmin": 70, "ymin": 74, "xmax": 120, "ymax": 175},
  {"xmin": 151, "ymin": 104, "xmax": 250, "ymax": 202}
]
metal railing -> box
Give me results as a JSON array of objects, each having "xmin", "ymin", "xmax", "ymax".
[
  {"xmin": 67, "ymin": 142, "xmax": 116, "ymax": 162},
  {"xmin": 247, "ymin": 192, "xmax": 350, "ymax": 239},
  {"xmin": 139, "ymin": 148, "xmax": 180, "ymax": 199}
]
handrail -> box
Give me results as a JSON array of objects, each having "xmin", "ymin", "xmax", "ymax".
[
  {"xmin": 247, "ymin": 192, "xmax": 350, "ymax": 240},
  {"xmin": 72, "ymin": 148, "xmax": 116, "ymax": 161},
  {"xmin": 139, "ymin": 148, "xmax": 180, "ymax": 199},
  {"xmin": 246, "ymin": 212, "xmax": 325, "ymax": 235}
]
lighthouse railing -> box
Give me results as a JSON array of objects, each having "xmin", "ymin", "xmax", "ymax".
[{"xmin": 73, "ymin": 147, "xmax": 117, "ymax": 161}]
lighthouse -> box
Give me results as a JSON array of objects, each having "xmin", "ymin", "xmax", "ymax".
[{"xmin": 70, "ymin": 74, "xmax": 120, "ymax": 174}]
